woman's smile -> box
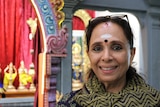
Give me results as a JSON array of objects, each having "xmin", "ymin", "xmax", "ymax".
[{"xmin": 99, "ymin": 65, "xmax": 118, "ymax": 74}]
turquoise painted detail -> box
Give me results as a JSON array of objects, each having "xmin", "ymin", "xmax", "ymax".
[{"xmin": 35, "ymin": 0, "xmax": 58, "ymax": 35}]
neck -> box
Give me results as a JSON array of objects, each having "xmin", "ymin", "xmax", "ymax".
[{"xmin": 103, "ymin": 76, "xmax": 126, "ymax": 93}]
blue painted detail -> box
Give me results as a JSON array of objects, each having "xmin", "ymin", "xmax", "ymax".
[{"xmin": 35, "ymin": 0, "xmax": 58, "ymax": 36}]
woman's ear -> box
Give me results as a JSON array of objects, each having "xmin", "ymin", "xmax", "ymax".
[{"xmin": 130, "ymin": 48, "xmax": 136, "ymax": 63}]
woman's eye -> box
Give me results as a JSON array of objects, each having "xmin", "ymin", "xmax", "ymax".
[
  {"xmin": 112, "ymin": 45, "xmax": 122, "ymax": 51},
  {"xmin": 92, "ymin": 46, "xmax": 102, "ymax": 52}
]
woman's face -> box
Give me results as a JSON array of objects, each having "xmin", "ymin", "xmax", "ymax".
[{"xmin": 87, "ymin": 22, "xmax": 135, "ymax": 85}]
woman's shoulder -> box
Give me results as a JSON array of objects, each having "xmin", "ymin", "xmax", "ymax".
[
  {"xmin": 137, "ymin": 84, "xmax": 160, "ymax": 106},
  {"xmin": 140, "ymin": 84, "xmax": 160, "ymax": 96},
  {"xmin": 126, "ymin": 71, "xmax": 160, "ymax": 106},
  {"xmin": 56, "ymin": 89, "xmax": 82, "ymax": 107}
]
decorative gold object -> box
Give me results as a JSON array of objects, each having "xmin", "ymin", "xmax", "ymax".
[
  {"xmin": 56, "ymin": 90, "xmax": 63, "ymax": 103},
  {"xmin": 26, "ymin": 17, "xmax": 38, "ymax": 40},
  {"xmin": 3, "ymin": 62, "xmax": 17, "ymax": 91},
  {"xmin": 51, "ymin": 0, "xmax": 65, "ymax": 28},
  {"xmin": 74, "ymin": 9, "xmax": 91, "ymax": 27}
]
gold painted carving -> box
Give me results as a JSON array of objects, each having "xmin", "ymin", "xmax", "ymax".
[
  {"xmin": 51, "ymin": 0, "xmax": 65, "ymax": 28},
  {"xmin": 74, "ymin": 9, "xmax": 91, "ymax": 26}
]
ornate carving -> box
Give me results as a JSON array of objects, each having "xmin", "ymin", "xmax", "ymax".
[
  {"xmin": 31, "ymin": 0, "xmax": 58, "ymax": 36},
  {"xmin": 30, "ymin": 1, "xmax": 68, "ymax": 107},
  {"xmin": 30, "ymin": 0, "xmax": 68, "ymax": 54},
  {"xmin": 45, "ymin": 56, "xmax": 62, "ymax": 106},
  {"xmin": 74, "ymin": 9, "xmax": 91, "ymax": 26},
  {"xmin": 50, "ymin": 0, "xmax": 65, "ymax": 28},
  {"xmin": 46, "ymin": 25, "xmax": 68, "ymax": 54}
]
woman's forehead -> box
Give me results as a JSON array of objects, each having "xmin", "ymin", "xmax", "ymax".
[
  {"xmin": 92, "ymin": 22, "xmax": 123, "ymax": 33},
  {"xmin": 91, "ymin": 22, "xmax": 125, "ymax": 39}
]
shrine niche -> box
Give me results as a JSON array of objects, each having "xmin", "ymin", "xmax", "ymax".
[
  {"xmin": 0, "ymin": 0, "xmax": 37, "ymax": 102},
  {"xmin": 72, "ymin": 9, "xmax": 92, "ymax": 91}
]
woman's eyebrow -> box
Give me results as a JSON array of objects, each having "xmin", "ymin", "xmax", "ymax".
[
  {"xmin": 110, "ymin": 40, "xmax": 130, "ymax": 48},
  {"xmin": 110, "ymin": 40, "xmax": 127, "ymax": 44},
  {"xmin": 90, "ymin": 42, "xmax": 102, "ymax": 47}
]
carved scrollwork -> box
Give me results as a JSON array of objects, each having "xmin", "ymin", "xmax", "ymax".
[
  {"xmin": 50, "ymin": 0, "xmax": 65, "ymax": 28},
  {"xmin": 47, "ymin": 25, "xmax": 68, "ymax": 54}
]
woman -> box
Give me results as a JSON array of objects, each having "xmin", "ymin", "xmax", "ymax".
[{"xmin": 57, "ymin": 15, "xmax": 160, "ymax": 106}]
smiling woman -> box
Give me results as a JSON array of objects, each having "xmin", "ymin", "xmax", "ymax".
[
  {"xmin": 95, "ymin": 11, "xmax": 144, "ymax": 78},
  {"xmin": 87, "ymin": 21, "xmax": 134, "ymax": 93},
  {"xmin": 56, "ymin": 14, "xmax": 160, "ymax": 107}
]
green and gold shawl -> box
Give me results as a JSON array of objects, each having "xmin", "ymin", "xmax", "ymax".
[{"xmin": 57, "ymin": 71, "xmax": 160, "ymax": 107}]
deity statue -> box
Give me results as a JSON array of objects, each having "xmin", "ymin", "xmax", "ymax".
[
  {"xmin": 18, "ymin": 61, "xmax": 27, "ymax": 90},
  {"xmin": 18, "ymin": 61, "xmax": 32, "ymax": 90},
  {"xmin": 72, "ymin": 43, "xmax": 84, "ymax": 91},
  {"xmin": 28, "ymin": 62, "xmax": 36, "ymax": 91},
  {"xmin": 3, "ymin": 62, "xmax": 17, "ymax": 91}
]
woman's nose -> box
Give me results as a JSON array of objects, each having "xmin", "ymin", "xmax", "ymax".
[{"xmin": 101, "ymin": 48, "xmax": 113, "ymax": 62}]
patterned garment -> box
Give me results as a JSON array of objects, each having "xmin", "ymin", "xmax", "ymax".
[{"xmin": 57, "ymin": 71, "xmax": 160, "ymax": 107}]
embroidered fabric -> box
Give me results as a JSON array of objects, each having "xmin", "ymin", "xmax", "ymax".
[{"xmin": 57, "ymin": 70, "xmax": 160, "ymax": 107}]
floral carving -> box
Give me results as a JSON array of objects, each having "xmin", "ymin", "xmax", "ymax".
[{"xmin": 47, "ymin": 25, "xmax": 68, "ymax": 54}]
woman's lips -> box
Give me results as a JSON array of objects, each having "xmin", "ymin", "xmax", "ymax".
[{"xmin": 100, "ymin": 66, "xmax": 117, "ymax": 74}]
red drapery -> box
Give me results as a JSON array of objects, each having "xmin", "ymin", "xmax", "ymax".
[{"xmin": 0, "ymin": 0, "xmax": 39, "ymax": 89}]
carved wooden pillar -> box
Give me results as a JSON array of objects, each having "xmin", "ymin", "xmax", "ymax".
[{"xmin": 45, "ymin": 55, "xmax": 65, "ymax": 106}]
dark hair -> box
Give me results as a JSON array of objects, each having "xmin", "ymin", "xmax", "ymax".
[{"xmin": 85, "ymin": 15, "xmax": 134, "ymax": 51}]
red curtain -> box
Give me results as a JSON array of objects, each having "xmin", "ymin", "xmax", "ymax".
[{"xmin": 0, "ymin": 0, "xmax": 38, "ymax": 88}]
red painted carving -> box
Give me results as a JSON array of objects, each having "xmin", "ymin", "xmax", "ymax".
[{"xmin": 47, "ymin": 25, "xmax": 68, "ymax": 54}]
